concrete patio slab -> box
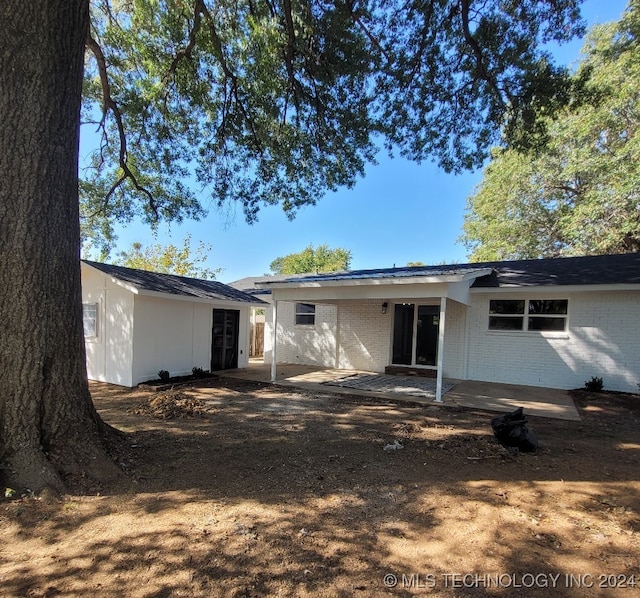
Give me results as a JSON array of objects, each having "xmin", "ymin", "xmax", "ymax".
[
  {"xmin": 217, "ymin": 361, "xmax": 581, "ymax": 421},
  {"xmin": 445, "ymin": 380, "xmax": 581, "ymax": 421}
]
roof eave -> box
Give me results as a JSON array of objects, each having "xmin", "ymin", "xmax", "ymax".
[{"xmin": 261, "ymin": 268, "xmax": 493, "ymax": 289}]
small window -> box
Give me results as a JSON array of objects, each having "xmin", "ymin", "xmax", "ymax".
[
  {"xmin": 528, "ymin": 299, "xmax": 568, "ymax": 331},
  {"xmin": 83, "ymin": 303, "xmax": 98, "ymax": 338},
  {"xmin": 489, "ymin": 299, "xmax": 568, "ymax": 332},
  {"xmin": 489, "ymin": 299, "xmax": 524, "ymax": 331},
  {"xmin": 295, "ymin": 303, "xmax": 315, "ymax": 325}
]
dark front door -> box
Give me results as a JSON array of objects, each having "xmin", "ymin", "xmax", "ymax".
[
  {"xmin": 392, "ymin": 304, "xmax": 414, "ymax": 365},
  {"xmin": 211, "ymin": 309, "xmax": 240, "ymax": 370}
]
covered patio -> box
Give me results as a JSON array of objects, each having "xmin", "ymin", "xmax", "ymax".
[
  {"xmin": 218, "ymin": 361, "xmax": 581, "ymax": 421},
  {"xmin": 260, "ymin": 266, "xmax": 495, "ymax": 403}
]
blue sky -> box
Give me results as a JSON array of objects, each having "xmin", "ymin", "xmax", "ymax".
[{"xmin": 87, "ymin": 0, "xmax": 629, "ymax": 283}]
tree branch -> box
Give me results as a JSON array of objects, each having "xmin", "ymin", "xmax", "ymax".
[
  {"xmin": 282, "ymin": 0, "xmax": 301, "ymax": 124},
  {"xmin": 163, "ymin": 0, "xmax": 203, "ymax": 86},
  {"xmin": 198, "ymin": 0, "xmax": 264, "ymax": 154},
  {"xmin": 459, "ymin": 0, "xmax": 506, "ymax": 107},
  {"xmin": 85, "ymin": 31, "xmax": 158, "ymax": 217},
  {"xmin": 347, "ymin": 0, "xmax": 393, "ymax": 66}
]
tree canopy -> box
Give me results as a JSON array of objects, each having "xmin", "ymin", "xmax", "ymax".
[
  {"xmin": 114, "ymin": 235, "xmax": 222, "ymax": 279},
  {"xmin": 461, "ymin": 2, "xmax": 640, "ymax": 261},
  {"xmin": 269, "ymin": 244, "xmax": 352, "ymax": 274},
  {"xmin": 81, "ymin": 0, "xmax": 585, "ymax": 253}
]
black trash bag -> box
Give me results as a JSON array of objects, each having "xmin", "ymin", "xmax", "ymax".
[{"xmin": 490, "ymin": 407, "xmax": 538, "ymax": 452}]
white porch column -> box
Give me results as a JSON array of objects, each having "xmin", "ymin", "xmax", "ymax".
[
  {"xmin": 270, "ymin": 299, "xmax": 278, "ymax": 382},
  {"xmin": 435, "ymin": 297, "xmax": 447, "ymax": 402}
]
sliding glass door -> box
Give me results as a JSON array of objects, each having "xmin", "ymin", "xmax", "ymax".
[{"xmin": 392, "ymin": 303, "xmax": 440, "ymax": 367}]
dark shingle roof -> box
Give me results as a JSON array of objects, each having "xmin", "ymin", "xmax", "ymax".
[
  {"xmin": 257, "ymin": 253, "xmax": 640, "ymax": 288},
  {"xmin": 83, "ymin": 261, "xmax": 266, "ymax": 304},
  {"xmin": 227, "ymin": 274, "xmax": 297, "ymax": 296},
  {"xmin": 471, "ymin": 253, "xmax": 640, "ymax": 287}
]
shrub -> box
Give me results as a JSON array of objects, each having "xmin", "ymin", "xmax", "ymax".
[
  {"xmin": 584, "ymin": 376, "xmax": 604, "ymax": 392},
  {"xmin": 192, "ymin": 367, "xmax": 207, "ymax": 378},
  {"xmin": 158, "ymin": 369, "xmax": 171, "ymax": 382}
]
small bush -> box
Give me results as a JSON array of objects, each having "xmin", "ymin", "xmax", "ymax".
[
  {"xmin": 584, "ymin": 376, "xmax": 604, "ymax": 392},
  {"xmin": 192, "ymin": 367, "xmax": 207, "ymax": 378},
  {"xmin": 158, "ymin": 369, "xmax": 171, "ymax": 382}
]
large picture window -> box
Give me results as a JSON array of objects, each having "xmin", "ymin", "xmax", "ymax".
[
  {"xmin": 489, "ymin": 299, "xmax": 568, "ymax": 332},
  {"xmin": 295, "ymin": 303, "xmax": 316, "ymax": 325}
]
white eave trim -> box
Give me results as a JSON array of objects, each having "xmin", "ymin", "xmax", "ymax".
[
  {"xmin": 260, "ymin": 268, "xmax": 493, "ymax": 290},
  {"xmin": 134, "ymin": 288, "xmax": 266, "ymax": 306}
]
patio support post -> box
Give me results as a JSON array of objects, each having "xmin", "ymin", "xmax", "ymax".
[
  {"xmin": 435, "ymin": 297, "xmax": 447, "ymax": 402},
  {"xmin": 270, "ymin": 299, "xmax": 278, "ymax": 382}
]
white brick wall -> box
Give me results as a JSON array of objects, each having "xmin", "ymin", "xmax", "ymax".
[
  {"xmin": 336, "ymin": 300, "xmax": 392, "ymax": 371},
  {"xmin": 442, "ymin": 299, "xmax": 467, "ymax": 379},
  {"xmin": 272, "ymin": 302, "xmax": 338, "ymax": 366},
  {"xmin": 269, "ymin": 298, "xmax": 466, "ymax": 375},
  {"xmin": 466, "ymin": 290, "xmax": 640, "ymax": 392}
]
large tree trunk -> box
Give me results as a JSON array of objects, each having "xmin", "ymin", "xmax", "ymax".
[{"xmin": 0, "ymin": 1, "xmax": 121, "ymax": 493}]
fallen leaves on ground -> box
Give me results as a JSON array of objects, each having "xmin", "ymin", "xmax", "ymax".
[{"xmin": 132, "ymin": 390, "xmax": 208, "ymax": 419}]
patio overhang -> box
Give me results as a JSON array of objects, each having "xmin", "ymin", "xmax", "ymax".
[
  {"xmin": 260, "ymin": 267, "xmax": 492, "ymax": 306},
  {"xmin": 260, "ymin": 268, "xmax": 493, "ymax": 402}
]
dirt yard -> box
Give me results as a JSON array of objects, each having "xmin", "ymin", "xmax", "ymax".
[{"xmin": 1, "ymin": 377, "xmax": 639, "ymax": 597}]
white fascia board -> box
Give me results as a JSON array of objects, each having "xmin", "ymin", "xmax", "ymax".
[
  {"xmin": 270, "ymin": 283, "xmax": 446, "ymax": 302},
  {"xmin": 270, "ymin": 280, "xmax": 477, "ymax": 304},
  {"xmin": 135, "ymin": 288, "xmax": 265, "ymax": 307},
  {"xmin": 83, "ymin": 262, "xmax": 266, "ymax": 306},
  {"xmin": 263, "ymin": 268, "xmax": 493, "ymax": 290},
  {"xmin": 82, "ymin": 262, "xmax": 139, "ymax": 295},
  {"xmin": 470, "ymin": 284, "xmax": 640, "ymax": 295}
]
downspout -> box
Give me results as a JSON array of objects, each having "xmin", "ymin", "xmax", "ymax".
[
  {"xmin": 435, "ymin": 296, "xmax": 447, "ymax": 402},
  {"xmin": 270, "ymin": 299, "xmax": 278, "ymax": 382}
]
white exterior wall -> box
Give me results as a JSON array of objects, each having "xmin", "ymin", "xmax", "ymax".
[
  {"xmin": 271, "ymin": 301, "xmax": 338, "ymax": 366},
  {"xmin": 132, "ymin": 296, "xmax": 251, "ymax": 385},
  {"xmin": 442, "ymin": 299, "xmax": 467, "ymax": 379},
  {"xmin": 263, "ymin": 305, "xmax": 274, "ymax": 364},
  {"xmin": 132, "ymin": 296, "xmax": 212, "ymax": 384},
  {"xmin": 466, "ymin": 290, "xmax": 640, "ymax": 392},
  {"xmin": 267, "ymin": 298, "xmax": 466, "ymax": 375},
  {"xmin": 81, "ymin": 267, "xmax": 134, "ymax": 387},
  {"xmin": 336, "ymin": 300, "xmax": 392, "ymax": 371}
]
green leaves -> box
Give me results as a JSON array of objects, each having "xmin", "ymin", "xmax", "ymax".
[
  {"xmin": 113, "ymin": 234, "xmax": 222, "ymax": 279},
  {"xmin": 81, "ymin": 0, "xmax": 587, "ymax": 252},
  {"xmin": 269, "ymin": 243, "xmax": 352, "ymax": 274},
  {"xmin": 461, "ymin": 3, "xmax": 640, "ymax": 260}
]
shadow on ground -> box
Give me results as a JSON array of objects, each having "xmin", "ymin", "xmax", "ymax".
[{"xmin": 0, "ymin": 379, "xmax": 638, "ymax": 597}]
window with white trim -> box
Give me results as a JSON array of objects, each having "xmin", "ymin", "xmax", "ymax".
[
  {"xmin": 295, "ymin": 303, "xmax": 315, "ymax": 325},
  {"xmin": 83, "ymin": 303, "xmax": 98, "ymax": 338},
  {"xmin": 489, "ymin": 299, "xmax": 568, "ymax": 332}
]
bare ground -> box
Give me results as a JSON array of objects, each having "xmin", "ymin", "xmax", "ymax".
[{"xmin": 1, "ymin": 377, "xmax": 639, "ymax": 597}]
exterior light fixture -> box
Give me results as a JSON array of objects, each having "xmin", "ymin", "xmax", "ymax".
[{"xmin": 381, "ymin": 302, "xmax": 388, "ymax": 314}]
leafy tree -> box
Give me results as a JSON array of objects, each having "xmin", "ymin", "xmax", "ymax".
[
  {"xmin": 269, "ymin": 244, "xmax": 352, "ymax": 274},
  {"xmin": 114, "ymin": 235, "xmax": 222, "ymax": 279},
  {"xmin": 80, "ymin": 0, "xmax": 585, "ymax": 253},
  {"xmin": 1, "ymin": 0, "xmax": 587, "ymax": 493},
  {"xmin": 406, "ymin": 261, "xmax": 426, "ymax": 267},
  {"xmin": 461, "ymin": 3, "xmax": 640, "ymax": 261}
]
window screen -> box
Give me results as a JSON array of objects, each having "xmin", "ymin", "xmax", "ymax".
[
  {"xmin": 489, "ymin": 299, "xmax": 568, "ymax": 332},
  {"xmin": 83, "ymin": 303, "xmax": 98, "ymax": 337},
  {"xmin": 295, "ymin": 303, "xmax": 315, "ymax": 325}
]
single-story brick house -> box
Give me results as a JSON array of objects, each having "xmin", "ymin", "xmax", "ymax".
[
  {"xmin": 81, "ymin": 261, "xmax": 265, "ymax": 386},
  {"xmin": 233, "ymin": 253, "xmax": 640, "ymax": 400}
]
